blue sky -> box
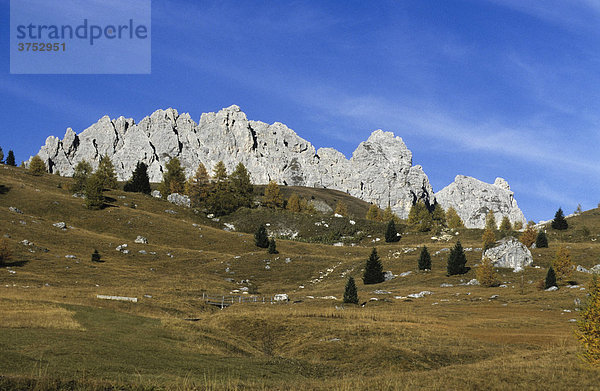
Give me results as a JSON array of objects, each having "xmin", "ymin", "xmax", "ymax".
[{"xmin": 1, "ymin": 0, "xmax": 599, "ymax": 222}]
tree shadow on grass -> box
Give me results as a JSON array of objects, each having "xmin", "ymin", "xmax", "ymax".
[
  {"xmin": 0, "ymin": 185, "xmax": 10, "ymax": 194},
  {"xmin": 3, "ymin": 260, "xmax": 28, "ymax": 267}
]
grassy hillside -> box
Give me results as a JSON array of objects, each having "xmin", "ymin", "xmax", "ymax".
[{"xmin": 0, "ymin": 165, "xmax": 599, "ymax": 390}]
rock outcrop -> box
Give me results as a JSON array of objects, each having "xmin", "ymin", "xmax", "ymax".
[
  {"xmin": 482, "ymin": 237, "xmax": 533, "ymax": 271},
  {"xmin": 435, "ymin": 175, "xmax": 526, "ymax": 229},
  {"xmin": 31, "ymin": 105, "xmax": 433, "ymax": 218}
]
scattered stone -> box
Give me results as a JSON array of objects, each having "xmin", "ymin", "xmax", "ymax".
[
  {"xmin": 53, "ymin": 222, "xmax": 67, "ymax": 229},
  {"xmin": 115, "ymin": 244, "xmax": 128, "ymax": 252},
  {"xmin": 143, "ymin": 294, "xmax": 152, "ymax": 298},
  {"xmin": 134, "ymin": 236, "xmax": 148, "ymax": 244},
  {"xmin": 349, "ymin": 220, "xmax": 356, "ymax": 225},
  {"xmin": 223, "ymin": 223, "xmax": 235, "ymax": 231},
  {"xmin": 399, "ymin": 271, "xmax": 412, "ymax": 277},
  {"xmin": 21, "ymin": 240, "xmax": 33, "ymax": 246},
  {"xmin": 576, "ymin": 265, "xmax": 590, "ymax": 273},
  {"xmin": 285, "ymin": 258, "xmax": 291, "ymax": 263},
  {"xmin": 206, "ymin": 213, "xmax": 215, "ymax": 219},
  {"xmin": 591, "ymin": 264, "xmax": 600, "ymax": 273},
  {"xmin": 489, "ymin": 295, "xmax": 499, "ymax": 300},
  {"xmin": 273, "ymin": 294, "xmax": 289, "ymax": 302},
  {"xmin": 383, "ymin": 271, "xmax": 396, "ymax": 281},
  {"xmin": 333, "ymin": 242, "xmax": 344, "ymax": 247},
  {"xmin": 265, "ymin": 265, "xmax": 271, "ymax": 270},
  {"xmin": 464, "ymin": 279, "xmax": 479, "ymax": 286},
  {"xmin": 164, "ymin": 209, "xmax": 177, "ymax": 214},
  {"xmin": 9, "ymin": 207, "xmax": 23, "ymax": 214},
  {"xmin": 440, "ymin": 283, "xmax": 454, "ymax": 287},
  {"xmin": 373, "ymin": 290, "xmax": 391, "ymax": 294},
  {"xmin": 151, "ymin": 190, "xmax": 162, "ymax": 198},
  {"xmin": 499, "ymin": 284, "xmax": 508, "ymax": 288},
  {"xmin": 407, "ymin": 291, "xmax": 433, "ymax": 299},
  {"xmin": 138, "ymin": 250, "xmax": 147, "ymax": 254},
  {"xmin": 65, "ymin": 255, "xmax": 76, "ymax": 259},
  {"xmin": 122, "ymin": 250, "xmax": 130, "ymax": 254},
  {"xmin": 167, "ymin": 193, "xmax": 191, "ymax": 207},
  {"xmin": 334, "ymin": 213, "xmax": 343, "ymax": 218},
  {"xmin": 96, "ymin": 294, "xmax": 137, "ymax": 303},
  {"xmin": 545, "ymin": 286, "xmax": 558, "ymax": 292}
]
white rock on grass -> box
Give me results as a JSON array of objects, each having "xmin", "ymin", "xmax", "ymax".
[
  {"xmin": 151, "ymin": 190, "xmax": 161, "ymax": 198},
  {"xmin": 545, "ymin": 286, "xmax": 558, "ymax": 292},
  {"xmin": 134, "ymin": 236, "xmax": 148, "ymax": 244},
  {"xmin": 384, "ymin": 271, "xmax": 396, "ymax": 281},
  {"xmin": 9, "ymin": 207, "xmax": 23, "ymax": 214},
  {"xmin": 407, "ymin": 291, "xmax": 433, "ymax": 299},
  {"xmin": 482, "ymin": 237, "xmax": 532, "ymax": 271},
  {"xmin": 167, "ymin": 193, "xmax": 191, "ymax": 208},
  {"xmin": 53, "ymin": 222, "xmax": 67, "ymax": 229}
]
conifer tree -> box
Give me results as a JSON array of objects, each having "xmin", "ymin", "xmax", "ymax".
[
  {"xmin": 499, "ymin": 216, "xmax": 512, "ymax": 236},
  {"xmin": 343, "ymin": 276, "xmax": 359, "ymax": 304},
  {"xmin": 5, "ymin": 150, "xmax": 15, "ymax": 166},
  {"xmin": 268, "ymin": 238, "xmax": 278, "ymax": 254},
  {"xmin": 447, "ymin": 240, "xmax": 467, "ymax": 276},
  {"xmin": 96, "ymin": 155, "xmax": 118, "ymax": 189},
  {"xmin": 71, "ymin": 160, "xmax": 93, "ymax": 194},
  {"xmin": 381, "ymin": 206, "xmax": 398, "ymax": 223},
  {"xmin": 230, "ymin": 162, "xmax": 254, "ymax": 208},
  {"xmin": 286, "ymin": 194, "xmax": 301, "ymax": 213},
  {"xmin": 334, "ymin": 200, "xmax": 348, "ymax": 217},
  {"xmin": 482, "ymin": 228, "xmax": 496, "ymax": 251},
  {"xmin": 264, "ymin": 180, "xmax": 283, "ymax": 208},
  {"xmin": 520, "ymin": 223, "xmax": 537, "ymax": 247},
  {"xmin": 184, "ymin": 162, "xmax": 210, "ymax": 206},
  {"xmin": 29, "ymin": 155, "xmax": 47, "ymax": 176},
  {"xmin": 418, "ymin": 246, "xmax": 431, "ymax": 271},
  {"xmin": 576, "ymin": 275, "xmax": 600, "ymax": 365},
  {"xmin": 551, "ymin": 208, "xmax": 568, "ymax": 230},
  {"xmin": 431, "ymin": 203, "xmax": 447, "ymax": 228},
  {"xmin": 535, "ymin": 231, "xmax": 548, "ymax": 248},
  {"xmin": 91, "ymin": 249, "xmax": 101, "ymax": 262},
  {"xmin": 366, "ymin": 204, "xmax": 381, "ymax": 221},
  {"xmin": 445, "ymin": 207, "xmax": 465, "ymax": 229},
  {"xmin": 84, "ymin": 173, "xmax": 104, "ymax": 210},
  {"xmin": 124, "ymin": 162, "xmax": 151, "ymax": 194},
  {"xmin": 0, "ymin": 147, "xmax": 3, "ymax": 163},
  {"xmin": 158, "ymin": 157, "xmax": 186, "ymax": 197},
  {"xmin": 204, "ymin": 161, "xmax": 238, "ymax": 216},
  {"xmin": 485, "ymin": 210, "xmax": 497, "ymax": 231},
  {"xmin": 545, "ymin": 266, "xmax": 557, "ymax": 289},
  {"xmin": 553, "ymin": 246, "xmax": 573, "ymax": 283},
  {"xmin": 363, "ymin": 248, "xmax": 384, "ymax": 285},
  {"xmin": 407, "ymin": 201, "xmax": 432, "ymax": 232},
  {"xmin": 476, "ymin": 257, "xmax": 498, "ymax": 287},
  {"xmin": 385, "ymin": 220, "xmax": 400, "ymax": 243},
  {"xmin": 254, "ymin": 224, "xmax": 269, "ymax": 248}
]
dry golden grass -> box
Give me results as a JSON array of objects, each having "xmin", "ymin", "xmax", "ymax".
[{"xmin": 0, "ymin": 299, "xmax": 83, "ymax": 330}]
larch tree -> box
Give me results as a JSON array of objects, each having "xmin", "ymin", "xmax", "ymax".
[
  {"xmin": 482, "ymin": 228, "xmax": 496, "ymax": 251},
  {"xmin": 96, "ymin": 155, "xmax": 118, "ymax": 189},
  {"xmin": 71, "ymin": 160, "xmax": 93, "ymax": 194},
  {"xmin": 286, "ymin": 194, "xmax": 301, "ymax": 213},
  {"xmin": 264, "ymin": 180, "xmax": 284, "ymax": 209},
  {"xmin": 408, "ymin": 201, "xmax": 432, "ymax": 232},
  {"xmin": 485, "ymin": 210, "xmax": 497, "ymax": 231},
  {"xmin": 159, "ymin": 157, "xmax": 186, "ymax": 198},
  {"xmin": 366, "ymin": 204, "xmax": 381, "ymax": 221},
  {"xmin": 576, "ymin": 275, "xmax": 600, "ymax": 366},
  {"xmin": 230, "ymin": 162, "xmax": 254, "ymax": 208},
  {"xmin": 29, "ymin": 155, "xmax": 47, "ymax": 176},
  {"xmin": 446, "ymin": 207, "xmax": 465, "ymax": 229},
  {"xmin": 335, "ymin": 200, "xmax": 348, "ymax": 217}
]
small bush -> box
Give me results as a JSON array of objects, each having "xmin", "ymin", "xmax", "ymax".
[
  {"xmin": 91, "ymin": 249, "xmax": 101, "ymax": 262},
  {"xmin": 268, "ymin": 238, "xmax": 278, "ymax": 254},
  {"xmin": 418, "ymin": 246, "xmax": 431, "ymax": 271},
  {"xmin": 343, "ymin": 276, "xmax": 358, "ymax": 304},
  {"xmin": 385, "ymin": 220, "xmax": 400, "ymax": 243},
  {"xmin": 535, "ymin": 231, "xmax": 548, "ymax": 248},
  {"xmin": 254, "ymin": 224, "xmax": 269, "ymax": 248},
  {"xmin": 545, "ymin": 266, "xmax": 557, "ymax": 289}
]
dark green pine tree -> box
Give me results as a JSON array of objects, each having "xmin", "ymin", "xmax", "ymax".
[
  {"xmin": 343, "ymin": 276, "xmax": 358, "ymax": 304},
  {"xmin": 551, "ymin": 208, "xmax": 568, "ymax": 230},
  {"xmin": 385, "ymin": 220, "xmax": 400, "ymax": 243},
  {"xmin": 363, "ymin": 248, "xmax": 385, "ymax": 285},
  {"xmin": 268, "ymin": 238, "xmax": 278, "ymax": 254},
  {"xmin": 418, "ymin": 246, "xmax": 432, "ymax": 271},
  {"xmin": 5, "ymin": 151, "xmax": 15, "ymax": 166},
  {"xmin": 124, "ymin": 162, "xmax": 151, "ymax": 194},
  {"xmin": 447, "ymin": 240, "xmax": 467, "ymax": 276},
  {"xmin": 254, "ymin": 224, "xmax": 269, "ymax": 248},
  {"xmin": 545, "ymin": 266, "xmax": 557, "ymax": 289},
  {"xmin": 91, "ymin": 249, "xmax": 101, "ymax": 262},
  {"xmin": 535, "ymin": 231, "xmax": 548, "ymax": 248}
]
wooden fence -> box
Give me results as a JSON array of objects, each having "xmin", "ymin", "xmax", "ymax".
[{"xmin": 201, "ymin": 293, "xmax": 286, "ymax": 309}]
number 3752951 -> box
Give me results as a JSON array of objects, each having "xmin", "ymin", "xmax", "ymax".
[{"xmin": 17, "ymin": 42, "xmax": 66, "ymax": 52}]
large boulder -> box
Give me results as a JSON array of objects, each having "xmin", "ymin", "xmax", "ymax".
[
  {"xmin": 483, "ymin": 237, "xmax": 532, "ymax": 271},
  {"xmin": 436, "ymin": 175, "xmax": 526, "ymax": 229}
]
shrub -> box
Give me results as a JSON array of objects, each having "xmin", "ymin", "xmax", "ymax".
[
  {"xmin": 477, "ymin": 257, "xmax": 498, "ymax": 287},
  {"xmin": 91, "ymin": 249, "xmax": 101, "ymax": 262},
  {"xmin": 385, "ymin": 220, "xmax": 400, "ymax": 243},
  {"xmin": 576, "ymin": 275, "xmax": 600, "ymax": 366},
  {"xmin": 535, "ymin": 231, "xmax": 548, "ymax": 248},
  {"xmin": 268, "ymin": 238, "xmax": 278, "ymax": 254},
  {"xmin": 363, "ymin": 248, "xmax": 384, "ymax": 285},
  {"xmin": 418, "ymin": 246, "xmax": 431, "ymax": 271},
  {"xmin": 447, "ymin": 240, "xmax": 467, "ymax": 276},
  {"xmin": 545, "ymin": 266, "xmax": 557, "ymax": 289},
  {"xmin": 343, "ymin": 276, "xmax": 359, "ymax": 304},
  {"xmin": 29, "ymin": 155, "xmax": 47, "ymax": 176},
  {"xmin": 254, "ymin": 224, "xmax": 269, "ymax": 248},
  {"xmin": 551, "ymin": 208, "xmax": 568, "ymax": 230}
]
